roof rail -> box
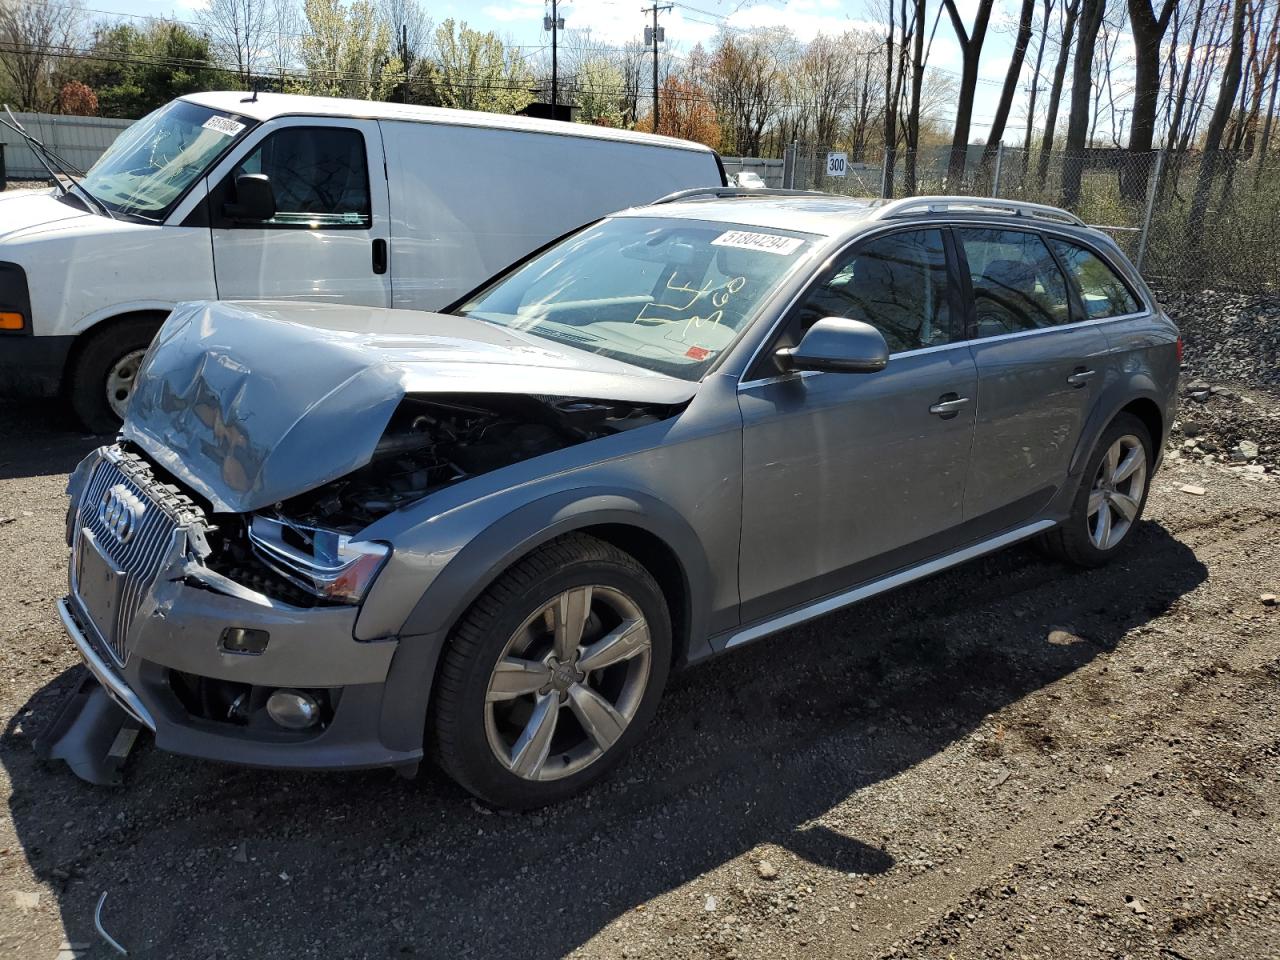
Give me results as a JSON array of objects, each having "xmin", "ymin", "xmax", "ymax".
[
  {"xmin": 875, "ymin": 196, "xmax": 1086, "ymax": 227},
  {"xmin": 651, "ymin": 186, "xmax": 838, "ymax": 205}
]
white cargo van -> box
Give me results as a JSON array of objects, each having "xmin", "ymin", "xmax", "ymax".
[{"xmin": 0, "ymin": 91, "xmax": 725, "ymax": 430}]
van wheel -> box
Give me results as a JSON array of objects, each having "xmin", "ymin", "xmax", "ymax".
[
  {"xmin": 68, "ymin": 317, "xmax": 163, "ymax": 434},
  {"xmin": 1041, "ymin": 413, "xmax": 1153, "ymax": 567},
  {"xmin": 430, "ymin": 534, "xmax": 672, "ymax": 810}
]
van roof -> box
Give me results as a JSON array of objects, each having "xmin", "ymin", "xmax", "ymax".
[{"xmin": 181, "ymin": 91, "xmax": 717, "ymax": 155}]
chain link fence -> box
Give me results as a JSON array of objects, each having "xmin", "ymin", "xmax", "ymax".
[{"xmin": 771, "ymin": 141, "xmax": 1280, "ymax": 295}]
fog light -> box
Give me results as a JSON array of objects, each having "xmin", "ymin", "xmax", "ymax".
[
  {"xmin": 266, "ymin": 689, "xmax": 321, "ymax": 730},
  {"xmin": 221, "ymin": 627, "xmax": 269, "ymax": 655}
]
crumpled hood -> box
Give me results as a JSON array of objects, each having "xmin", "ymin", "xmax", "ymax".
[
  {"xmin": 123, "ymin": 300, "xmax": 696, "ymax": 514},
  {"xmin": 0, "ymin": 188, "xmax": 90, "ymax": 241}
]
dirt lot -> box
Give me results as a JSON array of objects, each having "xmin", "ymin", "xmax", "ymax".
[{"xmin": 0, "ymin": 388, "xmax": 1276, "ymax": 960}]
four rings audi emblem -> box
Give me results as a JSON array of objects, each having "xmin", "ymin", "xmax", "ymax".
[{"xmin": 98, "ymin": 484, "xmax": 146, "ymax": 544}]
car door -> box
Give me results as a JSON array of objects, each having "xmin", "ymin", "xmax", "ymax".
[
  {"xmin": 207, "ymin": 117, "xmax": 392, "ymax": 306},
  {"xmin": 955, "ymin": 226, "xmax": 1109, "ymax": 524},
  {"xmin": 737, "ymin": 228, "xmax": 979, "ymax": 623}
]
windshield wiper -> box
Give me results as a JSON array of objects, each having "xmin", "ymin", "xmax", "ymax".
[{"xmin": 1, "ymin": 106, "xmax": 115, "ymax": 220}]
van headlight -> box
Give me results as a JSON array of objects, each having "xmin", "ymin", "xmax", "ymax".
[{"xmin": 248, "ymin": 515, "xmax": 390, "ymax": 604}]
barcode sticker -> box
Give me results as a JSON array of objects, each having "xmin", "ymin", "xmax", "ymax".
[
  {"xmin": 710, "ymin": 230, "xmax": 804, "ymax": 255},
  {"xmin": 202, "ymin": 116, "xmax": 246, "ymax": 137}
]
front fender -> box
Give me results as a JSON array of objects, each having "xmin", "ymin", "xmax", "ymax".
[{"xmin": 394, "ymin": 485, "xmax": 713, "ymax": 648}]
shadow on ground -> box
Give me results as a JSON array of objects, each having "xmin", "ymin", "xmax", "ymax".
[
  {"xmin": 0, "ymin": 495, "xmax": 1207, "ymax": 957},
  {"xmin": 0, "ymin": 400, "xmax": 105, "ymax": 481}
]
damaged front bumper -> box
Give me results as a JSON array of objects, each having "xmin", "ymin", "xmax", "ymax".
[{"xmin": 50, "ymin": 445, "xmax": 423, "ymax": 779}]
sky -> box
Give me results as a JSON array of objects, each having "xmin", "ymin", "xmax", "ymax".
[{"xmin": 89, "ymin": 0, "xmax": 1133, "ymax": 145}]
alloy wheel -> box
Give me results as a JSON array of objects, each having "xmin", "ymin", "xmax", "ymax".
[
  {"xmin": 484, "ymin": 585, "xmax": 652, "ymax": 782},
  {"xmin": 1087, "ymin": 434, "xmax": 1147, "ymax": 550},
  {"xmin": 106, "ymin": 348, "xmax": 148, "ymax": 421}
]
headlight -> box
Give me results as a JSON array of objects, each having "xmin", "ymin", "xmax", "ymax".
[{"xmin": 248, "ymin": 515, "xmax": 390, "ymax": 604}]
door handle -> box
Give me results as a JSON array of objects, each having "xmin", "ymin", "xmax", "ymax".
[
  {"xmin": 371, "ymin": 238, "xmax": 388, "ymax": 275},
  {"xmin": 1067, "ymin": 367, "xmax": 1096, "ymax": 387},
  {"xmin": 929, "ymin": 394, "xmax": 971, "ymax": 418}
]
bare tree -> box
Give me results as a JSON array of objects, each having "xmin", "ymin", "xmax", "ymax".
[
  {"xmin": 981, "ymin": 0, "xmax": 1036, "ymax": 171},
  {"xmin": 1022, "ymin": 0, "xmax": 1057, "ymax": 155},
  {"xmin": 708, "ymin": 29, "xmax": 787, "ymax": 156},
  {"xmin": 0, "ymin": 0, "xmax": 82, "ymax": 111},
  {"xmin": 1191, "ymin": 0, "xmax": 1248, "ymax": 233},
  {"xmin": 199, "ymin": 0, "xmax": 272, "ymax": 88},
  {"xmin": 1061, "ymin": 0, "xmax": 1105, "ymax": 207},
  {"xmin": 1036, "ymin": 0, "xmax": 1082, "ymax": 186},
  {"xmin": 382, "ymin": 0, "xmax": 429, "ymax": 74},
  {"xmin": 1122, "ymin": 0, "xmax": 1177, "ymax": 196},
  {"xmin": 942, "ymin": 0, "xmax": 995, "ymax": 184}
]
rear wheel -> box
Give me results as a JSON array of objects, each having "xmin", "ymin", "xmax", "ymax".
[
  {"xmin": 68, "ymin": 316, "xmax": 163, "ymax": 434},
  {"xmin": 430, "ymin": 534, "xmax": 672, "ymax": 809},
  {"xmin": 1042, "ymin": 412, "xmax": 1152, "ymax": 567}
]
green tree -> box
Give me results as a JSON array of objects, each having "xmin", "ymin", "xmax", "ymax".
[
  {"xmin": 70, "ymin": 21, "xmax": 217, "ymax": 119},
  {"xmin": 574, "ymin": 58, "xmax": 623, "ymax": 127},
  {"xmin": 300, "ymin": 0, "xmax": 403, "ymax": 100},
  {"xmin": 419, "ymin": 19, "xmax": 532, "ymax": 114}
]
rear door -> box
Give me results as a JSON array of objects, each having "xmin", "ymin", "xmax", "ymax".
[
  {"xmin": 955, "ymin": 226, "xmax": 1109, "ymax": 524},
  {"xmin": 208, "ymin": 117, "xmax": 392, "ymax": 306}
]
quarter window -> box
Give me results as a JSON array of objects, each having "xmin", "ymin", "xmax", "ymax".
[
  {"xmin": 228, "ymin": 127, "xmax": 371, "ymax": 228},
  {"xmin": 1048, "ymin": 239, "xmax": 1141, "ymax": 318},
  {"xmin": 792, "ymin": 229, "xmax": 954, "ymax": 354},
  {"xmin": 957, "ymin": 228, "xmax": 1070, "ymax": 336}
]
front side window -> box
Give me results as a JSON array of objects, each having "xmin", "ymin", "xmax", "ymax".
[
  {"xmin": 228, "ymin": 127, "xmax": 371, "ymax": 228},
  {"xmin": 792, "ymin": 229, "xmax": 954, "ymax": 354},
  {"xmin": 80, "ymin": 100, "xmax": 254, "ymax": 220},
  {"xmin": 957, "ymin": 228, "xmax": 1071, "ymax": 336},
  {"xmin": 1048, "ymin": 239, "xmax": 1141, "ymax": 318},
  {"xmin": 456, "ymin": 217, "xmax": 814, "ymax": 380}
]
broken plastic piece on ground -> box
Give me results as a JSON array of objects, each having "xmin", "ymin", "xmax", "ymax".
[
  {"xmin": 95, "ymin": 891, "xmax": 128, "ymax": 955},
  {"xmin": 32, "ymin": 673, "xmax": 141, "ymax": 786}
]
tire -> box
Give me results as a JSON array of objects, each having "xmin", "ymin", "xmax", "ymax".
[
  {"xmin": 67, "ymin": 316, "xmax": 164, "ymax": 434},
  {"xmin": 430, "ymin": 533, "xmax": 672, "ymax": 810},
  {"xmin": 1041, "ymin": 412, "xmax": 1153, "ymax": 567}
]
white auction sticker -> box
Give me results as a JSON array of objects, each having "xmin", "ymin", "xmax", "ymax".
[
  {"xmin": 202, "ymin": 116, "xmax": 246, "ymax": 137},
  {"xmin": 710, "ymin": 230, "xmax": 804, "ymax": 255}
]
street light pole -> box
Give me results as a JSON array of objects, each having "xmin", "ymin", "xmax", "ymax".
[{"xmin": 545, "ymin": 3, "xmax": 566, "ymax": 118}]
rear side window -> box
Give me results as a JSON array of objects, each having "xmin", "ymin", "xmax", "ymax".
[
  {"xmin": 793, "ymin": 229, "xmax": 954, "ymax": 354},
  {"xmin": 1048, "ymin": 239, "xmax": 1141, "ymax": 318},
  {"xmin": 230, "ymin": 126, "xmax": 371, "ymax": 228},
  {"xmin": 957, "ymin": 228, "xmax": 1070, "ymax": 337}
]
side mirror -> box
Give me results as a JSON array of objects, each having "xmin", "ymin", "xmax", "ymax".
[
  {"xmin": 223, "ymin": 173, "xmax": 276, "ymax": 222},
  {"xmin": 775, "ymin": 317, "xmax": 889, "ymax": 374}
]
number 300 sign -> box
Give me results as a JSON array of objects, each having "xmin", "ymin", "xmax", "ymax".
[{"xmin": 826, "ymin": 152, "xmax": 848, "ymax": 177}]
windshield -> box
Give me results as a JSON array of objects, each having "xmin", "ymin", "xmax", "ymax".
[
  {"xmin": 456, "ymin": 217, "xmax": 815, "ymax": 380},
  {"xmin": 80, "ymin": 100, "xmax": 255, "ymax": 220}
]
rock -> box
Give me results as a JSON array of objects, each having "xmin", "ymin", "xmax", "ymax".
[
  {"xmin": 1181, "ymin": 421, "xmax": 1206, "ymax": 437},
  {"xmin": 757, "ymin": 860, "xmax": 778, "ymax": 880},
  {"xmin": 705, "ymin": 895, "xmax": 718, "ymax": 912},
  {"xmin": 1261, "ymin": 593, "xmax": 1278, "ymax": 606},
  {"xmin": 1179, "ymin": 485, "xmax": 1207, "ymax": 496},
  {"xmin": 233, "ymin": 843, "xmax": 248, "ymax": 863},
  {"xmin": 1128, "ymin": 898, "xmax": 1148, "ymax": 915},
  {"xmin": 10, "ymin": 890, "xmax": 39, "ymax": 913},
  {"xmin": 1237, "ymin": 440, "xmax": 1260, "ymax": 459}
]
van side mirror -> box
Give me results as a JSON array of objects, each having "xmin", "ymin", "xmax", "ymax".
[
  {"xmin": 775, "ymin": 317, "xmax": 889, "ymax": 374},
  {"xmin": 224, "ymin": 173, "xmax": 276, "ymax": 222}
]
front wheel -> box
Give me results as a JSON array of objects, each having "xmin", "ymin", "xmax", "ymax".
[
  {"xmin": 1042, "ymin": 412, "xmax": 1153, "ymax": 567},
  {"xmin": 430, "ymin": 534, "xmax": 672, "ymax": 809},
  {"xmin": 67, "ymin": 316, "xmax": 163, "ymax": 433}
]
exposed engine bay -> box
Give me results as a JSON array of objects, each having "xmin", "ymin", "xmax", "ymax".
[
  {"xmin": 194, "ymin": 394, "xmax": 676, "ymax": 605},
  {"xmin": 281, "ymin": 393, "xmax": 673, "ymax": 530}
]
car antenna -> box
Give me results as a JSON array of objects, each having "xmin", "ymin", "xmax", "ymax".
[{"xmin": 241, "ymin": 81, "xmax": 259, "ymax": 104}]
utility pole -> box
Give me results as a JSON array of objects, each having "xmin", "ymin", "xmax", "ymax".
[
  {"xmin": 545, "ymin": 2, "xmax": 565, "ymax": 118},
  {"xmin": 643, "ymin": 4, "xmax": 672, "ymax": 131}
]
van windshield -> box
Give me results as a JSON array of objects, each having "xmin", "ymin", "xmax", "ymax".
[
  {"xmin": 80, "ymin": 100, "xmax": 255, "ymax": 220},
  {"xmin": 456, "ymin": 216, "xmax": 815, "ymax": 381}
]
